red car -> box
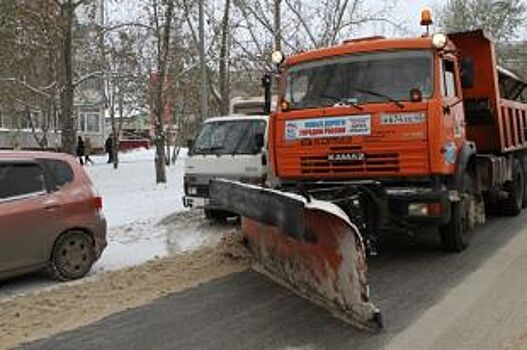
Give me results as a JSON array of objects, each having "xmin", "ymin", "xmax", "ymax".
[{"xmin": 0, "ymin": 151, "xmax": 107, "ymax": 281}]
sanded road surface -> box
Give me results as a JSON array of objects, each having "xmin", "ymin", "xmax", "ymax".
[{"xmin": 19, "ymin": 212, "xmax": 527, "ymax": 350}]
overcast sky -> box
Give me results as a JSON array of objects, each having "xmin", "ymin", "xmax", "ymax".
[{"xmin": 107, "ymin": 0, "xmax": 526, "ymax": 40}]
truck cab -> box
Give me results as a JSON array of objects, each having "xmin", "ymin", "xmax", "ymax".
[
  {"xmin": 268, "ymin": 28, "xmax": 527, "ymax": 251},
  {"xmin": 183, "ymin": 115, "xmax": 269, "ymax": 220}
]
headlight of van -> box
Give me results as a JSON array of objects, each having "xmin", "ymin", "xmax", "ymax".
[{"xmin": 188, "ymin": 187, "xmax": 198, "ymax": 195}]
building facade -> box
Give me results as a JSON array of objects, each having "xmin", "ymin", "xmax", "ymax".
[{"xmin": 0, "ymin": 0, "xmax": 106, "ymax": 151}]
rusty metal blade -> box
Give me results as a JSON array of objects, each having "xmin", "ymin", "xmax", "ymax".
[{"xmin": 210, "ymin": 179, "xmax": 382, "ymax": 331}]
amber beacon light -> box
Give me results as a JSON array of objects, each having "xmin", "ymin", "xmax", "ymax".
[{"xmin": 420, "ymin": 7, "xmax": 433, "ymax": 35}]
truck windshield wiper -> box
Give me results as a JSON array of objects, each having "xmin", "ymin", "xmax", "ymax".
[
  {"xmin": 320, "ymin": 94, "xmax": 364, "ymax": 110},
  {"xmin": 351, "ymin": 87, "xmax": 404, "ymax": 109}
]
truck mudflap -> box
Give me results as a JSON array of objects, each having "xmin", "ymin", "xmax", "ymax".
[{"xmin": 210, "ymin": 179, "xmax": 382, "ymax": 331}]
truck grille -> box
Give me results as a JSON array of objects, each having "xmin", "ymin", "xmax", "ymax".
[{"xmin": 300, "ymin": 151, "xmax": 400, "ymax": 174}]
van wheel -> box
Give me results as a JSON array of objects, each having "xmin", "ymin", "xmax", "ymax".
[
  {"xmin": 204, "ymin": 209, "xmax": 234, "ymax": 222},
  {"xmin": 440, "ymin": 200, "xmax": 470, "ymax": 252},
  {"xmin": 49, "ymin": 231, "xmax": 96, "ymax": 281},
  {"xmin": 501, "ymin": 159, "xmax": 524, "ymax": 216}
]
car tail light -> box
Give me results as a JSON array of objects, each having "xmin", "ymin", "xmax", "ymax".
[{"xmin": 93, "ymin": 196, "xmax": 103, "ymax": 211}]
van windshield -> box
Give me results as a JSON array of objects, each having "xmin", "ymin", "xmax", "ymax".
[
  {"xmin": 285, "ymin": 50, "xmax": 434, "ymax": 110},
  {"xmin": 192, "ymin": 119, "xmax": 266, "ymax": 155}
]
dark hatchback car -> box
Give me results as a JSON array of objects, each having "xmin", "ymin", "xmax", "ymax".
[{"xmin": 0, "ymin": 151, "xmax": 107, "ymax": 281}]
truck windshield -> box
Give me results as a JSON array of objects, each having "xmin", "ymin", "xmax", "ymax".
[
  {"xmin": 192, "ymin": 120, "xmax": 266, "ymax": 155},
  {"xmin": 285, "ymin": 50, "xmax": 433, "ymax": 110}
]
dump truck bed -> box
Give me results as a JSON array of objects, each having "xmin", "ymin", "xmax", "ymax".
[{"xmin": 450, "ymin": 30, "xmax": 527, "ymax": 153}]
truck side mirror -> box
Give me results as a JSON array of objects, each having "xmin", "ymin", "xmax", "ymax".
[
  {"xmin": 255, "ymin": 133, "xmax": 265, "ymax": 150},
  {"xmin": 461, "ymin": 57, "xmax": 474, "ymax": 88}
]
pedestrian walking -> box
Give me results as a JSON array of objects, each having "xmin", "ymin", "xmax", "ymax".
[
  {"xmin": 84, "ymin": 137, "xmax": 94, "ymax": 165},
  {"xmin": 76, "ymin": 136, "xmax": 85, "ymax": 166},
  {"xmin": 105, "ymin": 134, "xmax": 114, "ymax": 164}
]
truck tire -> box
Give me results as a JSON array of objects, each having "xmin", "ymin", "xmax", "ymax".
[
  {"xmin": 501, "ymin": 159, "xmax": 524, "ymax": 216},
  {"xmin": 440, "ymin": 169, "xmax": 478, "ymax": 252},
  {"xmin": 440, "ymin": 200, "xmax": 470, "ymax": 252},
  {"xmin": 521, "ymin": 157, "xmax": 527, "ymax": 208}
]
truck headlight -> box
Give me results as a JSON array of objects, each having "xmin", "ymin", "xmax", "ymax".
[
  {"xmin": 188, "ymin": 187, "xmax": 197, "ymax": 195},
  {"xmin": 432, "ymin": 33, "xmax": 447, "ymax": 49}
]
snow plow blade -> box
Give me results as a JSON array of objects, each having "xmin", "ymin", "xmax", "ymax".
[{"xmin": 210, "ymin": 179, "xmax": 382, "ymax": 331}]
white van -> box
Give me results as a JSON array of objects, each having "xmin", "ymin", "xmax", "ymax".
[{"xmin": 183, "ymin": 115, "xmax": 269, "ymax": 220}]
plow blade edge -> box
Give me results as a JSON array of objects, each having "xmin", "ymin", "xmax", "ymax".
[{"xmin": 210, "ymin": 179, "xmax": 382, "ymax": 331}]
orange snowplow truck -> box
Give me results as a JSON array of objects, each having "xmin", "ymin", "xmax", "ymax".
[
  {"xmin": 209, "ymin": 22, "xmax": 527, "ymax": 331},
  {"xmin": 264, "ymin": 29, "xmax": 527, "ymax": 252}
]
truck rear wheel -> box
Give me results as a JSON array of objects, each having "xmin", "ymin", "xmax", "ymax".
[
  {"xmin": 440, "ymin": 200, "xmax": 470, "ymax": 252},
  {"xmin": 501, "ymin": 159, "xmax": 524, "ymax": 216}
]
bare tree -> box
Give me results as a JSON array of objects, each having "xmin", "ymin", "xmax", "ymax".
[
  {"xmin": 149, "ymin": 0, "xmax": 176, "ymax": 183},
  {"xmin": 440, "ymin": 0, "xmax": 526, "ymax": 42},
  {"xmin": 219, "ymin": 0, "xmax": 232, "ymax": 115}
]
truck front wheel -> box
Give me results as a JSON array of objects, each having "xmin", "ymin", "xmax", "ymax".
[{"xmin": 440, "ymin": 200, "xmax": 470, "ymax": 252}]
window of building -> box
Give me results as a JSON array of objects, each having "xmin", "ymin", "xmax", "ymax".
[
  {"xmin": 78, "ymin": 109, "xmax": 100, "ymax": 133},
  {"xmin": 86, "ymin": 113, "xmax": 100, "ymax": 132},
  {"xmin": 0, "ymin": 162, "xmax": 46, "ymax": 201},
  {"xmin": 22, "ymin": 111, "xmax": 44, "ymax": 130}
]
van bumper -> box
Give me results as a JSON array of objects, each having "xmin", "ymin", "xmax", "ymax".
[{"xmin": 183, "ymin": 196, "xmax": 209, "ymax": 208}]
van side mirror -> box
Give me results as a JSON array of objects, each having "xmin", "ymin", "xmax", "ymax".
[
  {"xmin": 255, "ymin": 133, "xmax": 265, "ymax": 149},
  {"xmin": 461, "ymin": 57, "xmax": 474, "ymax": 88}
]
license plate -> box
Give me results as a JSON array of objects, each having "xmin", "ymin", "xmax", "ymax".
[{"xmin": 328, "ymin": 153, "xmax": 365, "ymax": 161}]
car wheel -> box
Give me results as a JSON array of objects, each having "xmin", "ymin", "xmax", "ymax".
[{"xmin": 49, "ymin": 231, "xmax": 96, "ymax": 281}]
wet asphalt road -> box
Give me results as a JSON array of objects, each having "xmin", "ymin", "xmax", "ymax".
[{"xmin": 19, "ymin": 212, "xmax": 527, "ymax": 350}]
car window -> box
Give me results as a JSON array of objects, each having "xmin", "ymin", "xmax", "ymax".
[
  {"xmin": 40, "ymin": 159, "xmax": 74, "ymax": 189},
  {"xmin": 0, "ymin": 162, "xmax": 46, "ymax": 201}
]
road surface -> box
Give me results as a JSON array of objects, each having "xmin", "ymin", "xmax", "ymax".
[{"xmin": 19, "ymin": 212, "xmax": 527, "ymax": 350}]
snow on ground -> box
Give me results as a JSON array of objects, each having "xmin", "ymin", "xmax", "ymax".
[
  {"xmin": 0, "ymin": 147, "xmax": 234, "ymax": 301},
  {"xmin": 88, "ymin": 148, "xmax": 187, "ymax": 228}
]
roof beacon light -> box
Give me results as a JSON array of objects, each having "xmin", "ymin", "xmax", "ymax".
[
  {"xmin": 432, "ymin": 33, "xmax": 448, "ymax": 49},
  {"xmin": 420, "ymin": 7, "xmax": 433, "ymax": 26},
  {"xmin": 420, "ymin": 7, "xmax": 433, "ymax": 35},
  {"xmin": 271, "ymin": 51, "xmax": 285, "ymax": 65}
]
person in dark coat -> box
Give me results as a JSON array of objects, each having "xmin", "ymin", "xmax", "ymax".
[
  {"xmin": 76, "ymin": 136, "xmax": 85, "ymax": 165},
  {"xmin": 105, "ymin": 134, "xmax": 114, "ymax": 164},
  {"xmin": 84, "ymin": 136, "xmax": 94, "ymax": 165}
]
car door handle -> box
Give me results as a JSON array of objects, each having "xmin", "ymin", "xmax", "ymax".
[{"xmin": 44, "ymin": 205, "xmax": 59, "ymax": 211}]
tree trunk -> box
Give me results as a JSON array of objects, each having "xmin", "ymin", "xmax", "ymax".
[
  {"xmin": 219, "ymin": 0, "xmax": 231, "ymax": 116},
  {"xmin": 153, "ymin": 0, "xmax": 175, "ymax": 183},
  {"xmin": 113, "ymin": 134, "xmax": 119, "ymax": 169},
  {"xmin": 198, "ymin": 0, "xmax": 208, "ymax": 121},
  {"xmin": 58, "ymin": 2, "xmax": 76, "ymax": 155},
  {"xmin": 274, "ymin": 0, "xmax": 282, "ymax": 52}
]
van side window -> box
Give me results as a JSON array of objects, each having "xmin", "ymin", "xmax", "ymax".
[
  {"xmin": 442, "ymin": 60, "xmax": 457, "ymax": 98},
  {"xmin": 41, "ymin": 159, "xmax": 74, "ymax": 189},
  {"xmin": 0, "ymin": 162, "xmax": 46, "ymax": 200}
]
